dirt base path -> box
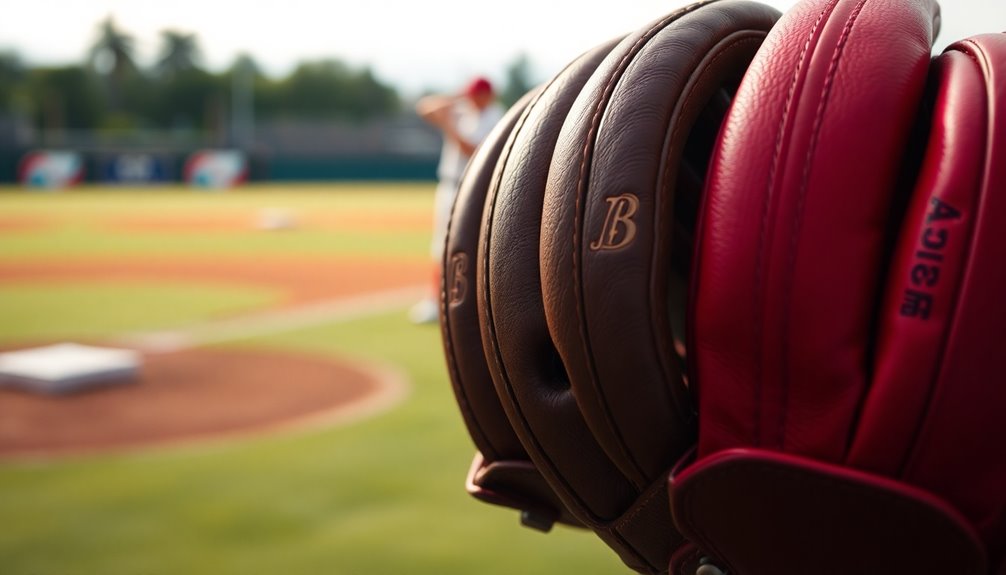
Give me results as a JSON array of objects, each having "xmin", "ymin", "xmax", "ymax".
[
  {"xmin": 0, "ymin": 256, "xmax": 431, "ymax": 308},
  {"xmin": 0, "ymin": 254, "xmax": 430, "ymax": 459},
  {"xmin": 0, "ymin": 347, "xmax": 408, "ymax": 459}
]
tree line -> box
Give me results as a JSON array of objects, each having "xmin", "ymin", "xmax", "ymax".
[{"xmin": 0, "ymin": 17, "xmax": 534, "ymax": 135}]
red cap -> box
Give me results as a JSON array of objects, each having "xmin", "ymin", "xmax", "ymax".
[{"xmin": 464, "ymin": 76, "xmax": 493, "ymax": 97}]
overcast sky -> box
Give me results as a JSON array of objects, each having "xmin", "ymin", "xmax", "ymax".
[{"xmin": 1, "ymin": 0, "xmax": 1003, "ymax": 95}]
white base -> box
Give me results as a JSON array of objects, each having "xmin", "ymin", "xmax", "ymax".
[
  {"xmin": 0, "ymin": 343, "xmax": 141, "ymax": 394},
  {"xmin": 256, "ymin": 208, "xmax": 299, "ymax": 231}
]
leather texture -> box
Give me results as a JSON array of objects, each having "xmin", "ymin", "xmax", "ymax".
[
  {"xmin": 687, "ymin": 0, "xmax": 1006, "ymax": 570},
  {"xmin": 496, "ymin": 2, "xmax": 777, "ymax": 572},
  {"xmin": 439, "ymin": 88, "xmax": 581, "ymax": 526},
  {"xmin": 481, "ymin": 37, "xmax": 632, "ymax": 528},
  {"xmin": 540, "ymin": 0, "xmax": 778, "ymax": 490},
  {"xmin": 439, "ymin": 0, "xmax": 1006, "ymax": 571},
  {"xmin": 876, "ymin": 34, "xmax": 1006, "ymax": 565},
  {"xmin": 468, "ymin": 37, "xmax": 626, "ymax": 531},
  {"xmin": 694, "ymin": 0, "xmax": 941, "ymax": 461},
  {"xmin": 441, "ymin": 0, "xmax": 781, "ymax": 571}
]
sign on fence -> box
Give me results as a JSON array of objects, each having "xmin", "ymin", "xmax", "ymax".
[
  {"xmin": 18, "ymin": 151, "xmax": 84, "ymax": 189},
  {"xmin": 184, "ymin": 150, "xmax": 247, "ymax": 188}
]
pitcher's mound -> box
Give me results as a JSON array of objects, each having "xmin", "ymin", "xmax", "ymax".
[{"xmin": 0, "ymin": 347, "xmax": 403, "ymax": 458}]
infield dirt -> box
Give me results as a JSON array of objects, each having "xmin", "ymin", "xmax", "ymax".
[{"xmin": 0, "ymin": 210, "xmax": 430, "ymax": 458}]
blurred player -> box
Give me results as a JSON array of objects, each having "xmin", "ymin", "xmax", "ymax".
[{"xmin": 410, "ymin": 76, "xmax": 504, "ymax": 324}]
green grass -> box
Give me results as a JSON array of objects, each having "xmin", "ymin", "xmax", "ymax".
[
  {"xmin": 0, "ymin": 184, "xmax": 434, "ymax": 260},
  {"xmin": 0, "ymin": 282, "xmax": 283, "ymax": 344},
  {"xmin": 0, "ymin": 226, "xmax": 432, "ymax": 260},
  {"xmin": 0, "ymin": 311, "xmax": 626, "ymax": 575},
  {"xmin": 0, "ymin": 183, "xmax": 436, "ymax": 216},
  {"xmin": 0, "ymin": 184, "xmax": 629, "ymax": 575}
]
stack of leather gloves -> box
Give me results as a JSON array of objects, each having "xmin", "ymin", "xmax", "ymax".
[{"xmin": 438, "ymin": 0, "xmax": 1006, "ymax": 573}]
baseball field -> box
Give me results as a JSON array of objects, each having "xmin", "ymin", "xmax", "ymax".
[{"xmin": 0, "ymin": 184, "xmax": 625, "ymax": 574}]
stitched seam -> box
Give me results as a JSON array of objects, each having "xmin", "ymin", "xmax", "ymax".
[
  {"xmin": 571, "ymin": 0, "xmax": 718, "ymax": 492},
  {"xmin": 478, "ymin": 89, "xmax": 558, "ymax": 483},
  {"xmin": 614, "ymin": 474, "xmax": 665, "ymax": 528},
  {"xmin": 610, "ymin": 474, "xmax": 687, "ymax": 574},
  {"xmin": 780, "ymin": 0, "xmax": 868, "ymax": 451},
  {"xmin": 480, "ymin": 64, "xmax": 608, "ymax": 527},
  {"xmin": 754, "ymin": 0, "xmax": 837, "ymax": 448},
  {"xmin": 661, "ymin": 36, "xmax": 765, "ymax": 200},
  {"xmin": 563, "ymin": 5, "xmax": 724, "ymax": 569},
  {"xmin": 441, "ymin": 146, "xmax": 500, "ymax": 459}
]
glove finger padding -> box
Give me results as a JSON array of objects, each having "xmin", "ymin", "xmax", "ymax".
[
  {"xmin": 849, "ymin": 34, "xmax": 1006, "ymax": 564},
  {"xmin": 693, "ymin": 0, "xmax": 941, "ymax": 461},
  {"xmin": 445, "ymin": 0, "xmax": 1006, "ymax": 571},
  {"xmin": 440, "ymin": 88, "xmax": 581, "ymax": 527},
  {"xmin": 687, "ymin": 0, "xmax": 1006, "ymax": 570},
  {"xmin": 442, "ymin": 36, "xmax": 630, "ymax": 533},
  {"xmin": 484, "ymin": 1, "xmax": 779, "ymax": 572}
]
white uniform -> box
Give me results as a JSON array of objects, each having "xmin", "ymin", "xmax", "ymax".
[{"xmin": 430, "ymin": 100, "xmax": 504, "ymax": 258}]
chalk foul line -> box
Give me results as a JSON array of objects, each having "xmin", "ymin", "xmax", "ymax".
[{"xmin": 118, "ymin": 283, "xmax": 429, "ymax": 353}]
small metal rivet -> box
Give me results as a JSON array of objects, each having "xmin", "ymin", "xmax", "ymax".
[{"xmin": 696, "ymin": 562, "xmax": 726, "ymax": 575}]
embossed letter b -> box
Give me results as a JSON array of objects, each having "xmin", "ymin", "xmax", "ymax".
[
  {"xmin": 590, "ymin": 193, "xmax": 639, "ymax": 251},
  {"xmin": 448, "ymin": 252, "xmax": 469, "ymax": 305}
]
